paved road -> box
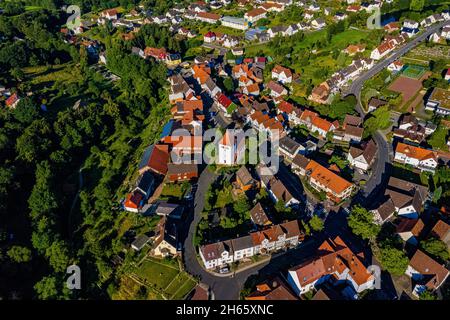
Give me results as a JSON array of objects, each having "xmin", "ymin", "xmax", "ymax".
[
  {"xmin": 181, "ymin": 21, "xmax": 450, "ymax": 300},
  {"xmin": 182, "ymin": 167, "xmax": 318, "ymax": 299}
]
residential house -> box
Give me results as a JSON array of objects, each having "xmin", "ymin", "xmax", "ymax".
[
  {"xmin": 138, "ymin": 144, "xmax": 170, "ymax": 175},
  {"xmin": 347, "ymin": 139, "xmax": 378, "ymax": 171},
  {"xmin": 343, "ymin": 44, "xmax": 366, "ymax": 56},
  {"xmin": 395, "ymin": 218, "xmax": 424, "ymax": 246},
  {"xmin": 199, "ymin": 220, "xmax": 304, "ymax": 269},
  {"xmin": 5, "ymin": 93, "xmax": 20, "ymax": 109},
  {"xmin": 124, "ymin": 190, "xmax": 146, "ymax": 213},
  {"xmin": 370, "ymin": 41, "xmax": 394, "ymax": 60},
  {"xmin": 309, "ymin": 82, "xmax": 331, "ymax": 104},
  {"xmin": 204, "ymin": 31, "xmax": 216, "ymax": 43},
  {"xmin": 406, "ymin": 250, "xmax": 450, "ymax": 297},
  {"xmin": 249, "ymin": 203, "xmax": 272, "ymax": 227},
  {"xmin": 272, "ymin": 65, "xmax": 293, "ymax": 84},
  {"xmin": 246, "ymin": 277, "xmax": 298, "ymax": 300},
  {"xmin": 278, "ymin": 136, "xmax": 302, "ymax": 161},
  {"xmin": 394, "ymin": 142, "xmax": 438, "ymax": 172},
  {"xmin": 153, "ymin": 217, "xmax": 178, "ymax": 257},
  {"xmin": 402, "ymin": 19, "xmax": 419, "ymax": 37},
  {"xmin": 429, "ymin": 220, "xmax": 450, "ymax": 250},
  {"xmin": 311, "ymin": 18, "xmax": 326, "ymax": 29},
  {"xmin": 383, "ymin": 176, "xmax": 429, "ymax": 219},
  {"xmin": 371, "ymin": 198, "xmax": 396, "ymax": 225},
  {"xmin": 235, "ymin": 166, "xmax": 258, "ymax": 192},
  {"xmin": 387, "ymin": 60, "xmax": 404, "ymax": 72},
  {"xmin": 368, "ymin": 97, "xmax": 387, "ymax": 112},
  {"xmin": 287, "ymin": 236, "xmax": 375, "ymax": 297},
  {"xmin": 295, "ymin": 159, "xmax": 353, "ymax": 203},
  {"xmin": 166, "ymin": 163, "xmax": 198, "ymax": 182},
  {"xmin": 267, "ymin": 81, "xmax": 288, "ymax": 98},
  {"xmin": 384, "ymin": 22, "xmax": 400, "ymax": 33},
  {"xmin": 266, "ymin": 177, "xmax": 300, "ymax": 207},
  {"xmin": 131, "ymin": 235, "xmax": 150, "ymax": 251},
  {"xmin": 245, "ymin": 8, "xmax": 267, "ymax": 24}
]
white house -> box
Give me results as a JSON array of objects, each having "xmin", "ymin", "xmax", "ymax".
[
  {"xmin": 217, "ymin": 130, "xmax": 245, "ymax": 165},
  {"xmin": 221, "ymin": 16, "xmax": 249, "ymax": 30},
  {"xmin": 347, "ymin": 140, "xmax": 377, "ymax": 172},
  {"xmin": 287, "ymin": 236, "xmax": 375, "ymax": 296},
  {"xmin": 394, "ymin": 142, "xmax": 438, "ymax": 172},
  {"xmin": 244, "ymin": 8, "xmax": 267, "ymax": 24},
  {"xmin": 272, "ymin": 65, "xmax": 293, "ymax": 84}
]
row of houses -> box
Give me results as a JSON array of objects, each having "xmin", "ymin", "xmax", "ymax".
[
  {"xmin": 309, "ymin": 58, "xmax": 375, "ymax": 104},
  {"xmin": 199, "ymin": 219, "xmax": 304, "ymax": 269}
]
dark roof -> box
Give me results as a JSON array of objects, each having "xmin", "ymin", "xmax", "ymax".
[
  {"xmin": 167, "ymin": 163, "xmax": 198, "ymax": 175},
  {"xmin": 131, "ymin": 234, "xmax": 150, "ymax": 250},
  {"xmin": 375, "ymin": 198, "xmax": 396, "ymax": 222},
  {"xmin": 136, "ymin": 171, "xmax": 155, "ymax": 194},
  {"xmin": 155, "ymin": 201, "xmax": 181, "ymax": 216},
  {"xmin": 236, "ymin": 166, "xmax": 254, "ymax": 186},
  {"xmin": 279, "ymin": 136, "xmax": 301, "ymax": 155},
  {"xmin": 231, "ymin": 235, "xmax": 254, "ymax": 251},
  {"xmin": 292, "ymin": 154, "xmax": 310, "ymax": 170},
  {"xmin": 249, "ymin": 203, "xmax": 271, "ymax": 226}
]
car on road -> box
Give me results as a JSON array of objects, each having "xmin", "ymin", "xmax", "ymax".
[{"xmin": 219, "ymin": 267, "xmax": 229, "ymax": 274}]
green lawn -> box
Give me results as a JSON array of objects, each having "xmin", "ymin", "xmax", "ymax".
[
  {"xmin": 160, "ymin": 182, "xmax": 190, "ymax": 200},
  {"xmin": 135, "ymin": 258, "xmax": 180, "ymax": 290},
  {"xmin": 133, "ymin": 257, "xmax": 197, "ymax": 300}
]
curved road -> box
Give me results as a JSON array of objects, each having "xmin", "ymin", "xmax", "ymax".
[
  {"xmin": 345, "ymin": 20, "xmax": 450, "ymax": 201},
  {"xmin": 183, "ymin": 168, "xmax": 318, "ymax": 299},
  {"xmin": 182, "ymin": 21, "xmax": 450, "ymax": 300}
]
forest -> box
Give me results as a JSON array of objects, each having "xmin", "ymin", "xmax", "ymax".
[{"xmin": 0, "ymin": 4, "xmax": 171, "ymax": 299}]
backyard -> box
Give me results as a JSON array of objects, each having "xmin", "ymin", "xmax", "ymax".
[{"xmin": 114, "ymin": 257, "xmax": 197, "ymax": 300}]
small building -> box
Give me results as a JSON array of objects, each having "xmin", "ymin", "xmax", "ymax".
[
  {"xmin": 406, "ymin": 249, "xmax": 450, "ymax": 297},
  {"xmin": 166, "ymin": 163, "xmax": 198, "ymax": 182},
  {"xmin": 395, "ymin": 218, "xmax": 424, "ymax": 246},
  {"xmin": 131, "ymin": 234, "xmax": 150, "ymax": 251},
  {"xmin": 249, "ymin": 203, "xmax": 272, "ymax": 227}
]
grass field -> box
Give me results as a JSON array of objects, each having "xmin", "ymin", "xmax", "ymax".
[
  {"xmin": 402, "ymin": 65, "xmax": 426, "ymax": 79},
  {"xmin": 160, "ymin": 182, "xmax": 190, "ymax": 200}
]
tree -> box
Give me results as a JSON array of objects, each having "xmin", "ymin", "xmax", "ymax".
[
  {"xmin": 7, "ymin": 246, "xmax": 32, "ymax": 263},
  {"xmin": 348, "ymin": 205, "xmax": 380, "ymax": 240},
  {"xmin": 233, "ymin": 195, "xmax": 250, "ymax": 218},
  {"xmin": 363, "ymin": 105, "xmax": 392, "ymax": 138},
  {"xmin": 13, "ymin": 97, "xmax": 39, "ymax": 124},
  {"xmin": 309, "ymin": 215, "xmax": 324, "ymax": 232},
  {"xmin": 419, "ymin": 289, "xmax": 437, "ymax": 300},
  {"xmin": 421, "ymin": 237, "xmax": 450, "ymax": 262},
  {"xmin": 34, "ymin": 276, "xmax": 58, "ymax": 300},
  {"xmin": 223, "ymin": 78, "xmax": 234, "ymax": 93},
  {"xmin": 45, "ymin": 240, "xmax": 70, "ymax": 272},
  {"xmin": 410, "ymin": 0, "xmax": 425, "ymax": 11},
  {"xmin": 377, "ymin": 244, "xmax": 409, "ymax": 276}
]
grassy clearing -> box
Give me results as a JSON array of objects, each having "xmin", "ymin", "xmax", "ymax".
[
  {"xmin": 132, "ymin": 257, "xmax": 197, "ymax": 300},
  {"xmin": 160, "ymin": 182, "xmax": 190, "ymax": 200},
  {"xmin": 135, "ymin": 258, "xmax": 180, "ymax": 290}
]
